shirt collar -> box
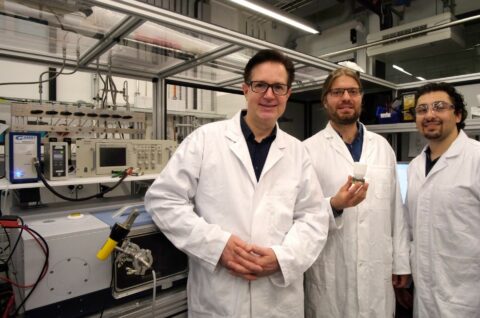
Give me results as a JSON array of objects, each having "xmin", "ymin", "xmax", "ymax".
[{"xmin": 334, "ymin": 121, "xmax": 363, "ymax": 144}]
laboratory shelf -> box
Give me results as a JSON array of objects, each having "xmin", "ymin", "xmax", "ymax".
[
  {"xmin": 131, "ymin": 107, "xmax": 227, "ymax": 119},
  {"xmin": 366, "ymin": 118, "xmax": 480, "ymax": 133},
  {"xmin": 0, "ymin": 174, "xmax": 158, "ymax": 190},
  {"xmin": 366, "ymin": 122, "xmax": 417, "ymax": 133}
]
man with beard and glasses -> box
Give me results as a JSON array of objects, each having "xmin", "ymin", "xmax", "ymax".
[
  {"xmin": 405, "ymin": 82, "xmax": 480, "ymax": 317},
  {"xmin": 303, "ymin": 67, "xmax": 411, "ymax": 318}
]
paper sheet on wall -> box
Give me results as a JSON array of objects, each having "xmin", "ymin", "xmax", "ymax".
[
  {"xmin": 0, "ymin": 122, "xmax": 8, "ymax": 135},
  {"xmin": 408, "ymin": 132, "xmax": 426, "ymax": 158}
]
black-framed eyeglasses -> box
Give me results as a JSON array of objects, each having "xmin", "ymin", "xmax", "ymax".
[
  {"xmin": 414, "ymin": 101, "xmax": 454, "ymax": 116},
  {"xmin": 328, "ymin": 87, "xmax": 362, "ymax": 97},
  {"xmin": 248, "ymin": 81, "xmax": 289, "ymax": 96}
]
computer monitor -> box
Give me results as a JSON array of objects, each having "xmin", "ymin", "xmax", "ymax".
[{"xmin": 396, "ymin": 162, "xmax": 409, "ymax": 203}]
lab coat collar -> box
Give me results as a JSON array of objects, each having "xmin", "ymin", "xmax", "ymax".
[
  {"xmin": 442, "ymin": 130, "xmax": 468, "ymax": 159},
  {"xmin": 324, "ymin": 121, "xmax": 371, "ymax": 163},
  {"xmin": 419, "ymin": 130, "xmax": 467, "ymax": 180},
  {"xmin": 225, "ymin": 111, "xmax": 286, "ymax": 185},
  {"xmin": 360, "ymin": 123, "xmax": 375, "ymax": 162},
  {"xmin": 225, "ymin": 111, "xmax": 286, "ymax": 147}
]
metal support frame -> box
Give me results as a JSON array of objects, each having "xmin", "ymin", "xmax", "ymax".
[
  {"xmin": 1, "ymin": 0, "xmax": 479, "ymax": 142},
  {"xmin": 153, "ymin": 78, "xmax": 166, "ymax": 139},
  {"xmin": 79, "ymin": 16, "xmax": 146, "ymax": 66},
  {"xmin": 158, "ymin": 44, "xmax": 242, "ymax": 78}
]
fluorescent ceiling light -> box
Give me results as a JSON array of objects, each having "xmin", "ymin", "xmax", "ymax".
[
  {"xmin": 416, "ymin": 76, "xmax": 426, "ymax": 81},
  {"xmin": 229, "ymin": 0, "xmax": 319, "ymax": 34},
  {"xmin": 392, "ymin": 64, "xmax": 412, "ymax": 76}
]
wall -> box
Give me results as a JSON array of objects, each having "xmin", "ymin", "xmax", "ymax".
[
  {"xmin": 457, "ymin": 83, "xmax": 480, "ymax": 119},
  {"xmin": 0, "ymin": 60, "xmax": 48, "ymax": 99}
]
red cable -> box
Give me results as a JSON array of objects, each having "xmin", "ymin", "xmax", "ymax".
[
  {"xmin": 2, "ymin": 294, "xmax": 15, "ymax": 318},
  {"xmin": 0, "ymin": 225, "xmax": 48, "ymax": 288}
]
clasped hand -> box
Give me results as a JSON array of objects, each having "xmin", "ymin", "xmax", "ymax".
[{"xmin": 219, "ymin": 235, "xmax": 279, "ymax": 281}]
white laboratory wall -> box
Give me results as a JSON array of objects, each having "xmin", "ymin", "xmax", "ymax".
[
  {"xmin": 457, "ymin": 83, "xmax": 480, "ymax": 119},
  {"xmin": 0, "ymin": 61, "xmax": 154, "ymax": 109},
  {"xmin": 56, "ymin": 69, "xmax": 91, "ymax": 103},
  {"xmin": 216, "ymin": 92, "xmax": 245, "ymax": 119},
  {"xmin": 0, "ymin": 60, "xmax": 48, "ymax": 99}
]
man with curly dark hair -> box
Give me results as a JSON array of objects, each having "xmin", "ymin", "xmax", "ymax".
[{"xmin": 406, "ymin": 82, "xmax": 480, "ymax": 317}]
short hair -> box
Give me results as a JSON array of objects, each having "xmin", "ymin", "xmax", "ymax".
[
  {"xmin": 243, "ymin": 49, "xmax": 295, "ymax": 87},
  {"xmin": 415, "ymin": 82, "xmax": 468, "ymax": 130},
  {"xmin": 322, "ymin": 67, "xmax": 363, "ymax": 104}
]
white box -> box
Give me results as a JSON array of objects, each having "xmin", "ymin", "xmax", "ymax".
[{"xmin": 11, "ymin": 214, "xmax": 111, "ymax": 311}]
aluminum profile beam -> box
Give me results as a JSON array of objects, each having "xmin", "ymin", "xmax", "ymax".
[
  {"xmin": 152, "ymin": 78, "xmax": 166, "ymax": 139},
  {"xmin": 0, "ymin": 48, "xmax": 154, "ymax": 81},
  {"xmin": 158, "ymin": 44, "xmax": 242, "ymax": 78},
  {"xmin": 396, "ymin": 72, "xmax": 480, "ymax": 90},
  {"xmin": 87, "ymin": 0, "xmax": 341, "ymax": 72},
  {"xmin": 218, "ymin": 76, "xmax": 244, "ymax": 88},
  {"xmin": 79, "ymin": 15, "xmax": 146, "ymax": 66}
]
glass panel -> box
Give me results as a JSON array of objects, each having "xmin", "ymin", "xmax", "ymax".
[
  {"xmin": 295, "ymin": 65, "xmax": 330, "ymax": 86},
  {"xmin": 0, "ymin": 2, "xmax": 124, "ymax": 60},
  {"xmin": 166, "ymin": 84, "xmax": 232, "ymax": 142},
  {"xmin": 167, "ymin": 48, "xmax": 254, "ymax": 83},
  {"xmin": 100, "ymin": 20, "xmax": 245, "ymax": 76},
  {"xmin": 173, "ymin": 64, "xmax": 240, "ymax": 83}
]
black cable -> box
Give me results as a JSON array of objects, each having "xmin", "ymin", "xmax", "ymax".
[
  {"xmin": 0, "ymin": 228, "xmax": 11, "ymax": 264},
  {"xmin": 33, "ymin": 159, "xmax": 130, "ymax": 202},
  {"xmin": 0, "ymin": 56, "xmax": 66, "ymax": 87},
  {"xmin": 10, "ymin": 225, "xmax": 49, "ymax": 317},
  {"xmin": 4, "ymin": 217, "xmax": 24, "ymax": 266}
]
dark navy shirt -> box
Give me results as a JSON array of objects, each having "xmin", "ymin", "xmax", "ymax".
[
  {"xmin": 425, "ymin": 147, "xmax": 440, "ymax": 176},
  {"xmin": 336, "ymin": 122, "xmax": 364, "ymax": 162},
  {"xmin": 240, "ymin": 112, "xmax": 276, "ymax": 181}
]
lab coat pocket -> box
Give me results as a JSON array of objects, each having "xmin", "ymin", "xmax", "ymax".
[
  {"xmin": 434, "ymin": 253, "xmax": 480, "ymax": 308},
  {"xmin": 368, "ymin": 166, "xmax": 393, "ymax": 200},
  {"xmin": 433, "ymin": 185, "xmax": 480, "ymax": 257},
  {"xmin": 266, "ymin": 193, "xmax": 295, "ymax": 238},
  {"xmin": 189, "ymin": 267, "xmax": 239, "ymax": 316}
]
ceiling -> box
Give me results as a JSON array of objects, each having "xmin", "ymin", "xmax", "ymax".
[
  {"xmin": 245, "ymin": 0, "xmax": 377, "ymax": 31},
  {"xmin": 240, "ymin": 0, "xmax": 480, "ymax": 84}
]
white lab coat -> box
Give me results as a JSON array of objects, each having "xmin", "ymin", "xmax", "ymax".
[
  {"xmin": 304, "ymin": 122, "xmax": 410, "ymax": 318},
  {"xmin": 145, "ymin": 111, "xmax": 330, "ymax": 318},
  {"xmin": 406, "ymin": 130, "xmax": 480, "ymax": 317}
]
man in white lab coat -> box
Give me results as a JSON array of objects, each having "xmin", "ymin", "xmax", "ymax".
[
  {"xmin": 145, "ymin": 49, "xmax": 330, "ymax": 318},
  {"xmin": 304, "ymin": 67, "xmax": 411, "ymax": 318},
  {"xmin": 406, "ymin": 82, "xmax": 480, "ymax": 317}
]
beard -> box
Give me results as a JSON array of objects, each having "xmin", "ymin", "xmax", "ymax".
[
  {"xmin": 422, "ymin": 130, "xmax": 442, "ymax": 140},
  {"xmin": 420, "ymin": 119, "xmax": 443, "ymax": 140},
  {"xmin": 328, "ymin": 107, "xmax": 360, "ymax": 125}
]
